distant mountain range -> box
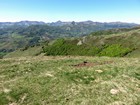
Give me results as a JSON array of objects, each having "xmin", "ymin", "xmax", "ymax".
[
  {"xmin": 0, "ymin": 21, "xmax": 46, "ymax": 28},
  {"xmin": 47, "ymin": 20, "xmax": 139, "ymax": 27},
  {"xmin": 0, "ymin": 20, "xmax": 139, "ymax": 29}
]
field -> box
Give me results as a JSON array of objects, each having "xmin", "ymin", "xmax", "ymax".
[{"xmin": 0, "ymin": 56, "xmax": 140, "ymax": 105}]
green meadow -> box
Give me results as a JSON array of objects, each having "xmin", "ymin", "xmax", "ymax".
[{"xmin": 0, "ymin": 56, "xmax": 139, "ymax": 105}]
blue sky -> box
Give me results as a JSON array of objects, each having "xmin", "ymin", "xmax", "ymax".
[{"xmin": 0, "ymin": 0, "xmax": 140, "ymax": 23}]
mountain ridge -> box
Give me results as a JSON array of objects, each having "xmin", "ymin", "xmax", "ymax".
[
  {"xmin": 0, "ymin": 21, "xmax": 46, "ymax": 29},
  {"xmin": 0, "ymin": 20, "xmax": 139, "ymax": 28}
]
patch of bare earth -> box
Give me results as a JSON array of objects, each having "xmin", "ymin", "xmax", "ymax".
[{"xmin": 71, "ymin": 61, "xmax": 113, "ymax": 67}]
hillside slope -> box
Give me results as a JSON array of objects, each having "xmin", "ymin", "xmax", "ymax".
[
  {"xmin": 4, "ymin": 46, "xmax": 42, "ymax": 58},
  {"xmin": 2, "ymin": 26, "xmax": 140, "ymax": 58},
  {"xmin": 43, "ymin": 27, "xmax": 140, "ymax": 57}
]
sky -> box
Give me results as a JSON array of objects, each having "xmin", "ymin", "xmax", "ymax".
[{"xmin": 0, "ymin": 0, "xmax": 140, "ymax": 23}]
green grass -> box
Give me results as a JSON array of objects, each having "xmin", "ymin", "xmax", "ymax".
[
  {"xmin": 0, "ymin": 56, "xmax": 140, "ymax": 105},
  {"xmin": 98, "ymin": 44, "xmax": 133, "ymax": 57},
  {"xmin": 4, "ymin": 46, "xmax": 43, "ymax": 58}
]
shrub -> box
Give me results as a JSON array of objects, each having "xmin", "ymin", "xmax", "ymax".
[
  {"xmin": 98, "ymin": 44, "xmax": 133, "ymax": 57},
  {"xmin": 0, "ymin": 52, "xmax": 7, "ymax": 59}
]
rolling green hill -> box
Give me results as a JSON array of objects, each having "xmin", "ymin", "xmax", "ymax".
[
  {"xmin": 4, "ymin": 26, "xmax": 140, "ymax": 58},
  {"xmin": 43, "ymin": 26, "xmax": 140, "ymax": 57},
  {"xmin": 0, "ymin": 21, "xmax": 138, "ymax": 57}
]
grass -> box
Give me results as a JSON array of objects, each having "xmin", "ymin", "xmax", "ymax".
[
  {"xmin": 42, "ymin": 28, "xmax": 140, "ymax": 57},
  {"xmin": 4, "ymin": 46, "xmax": 42, "ymax": 58},
  {"xmin": 0, "ymin": 56, "xmax": 140, "ymax": 105}
]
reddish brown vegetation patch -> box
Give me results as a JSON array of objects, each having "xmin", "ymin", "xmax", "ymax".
[{"xmin": 71, "ymin": 61, "xmax": 113, "ymax": 67}]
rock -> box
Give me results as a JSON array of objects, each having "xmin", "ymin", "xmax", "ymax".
[
  {"xmin": 3, "ymin": 88, "xmax": 11, "ymax": 93},
  {"xmin": 45, "ymin": 73, "xmax": 53, "ymax": 77},
  {"xmin": 95, "ymin": 70, "xmax": 103, "ymax": 73},
  {"xmin": 110, "ymin": 89, "xmax": 119, "ymax": 95},
  {"xmin": 77, "ymin": 40, "xmax": 82, "ymax": 45},
  {"xmin": 9, "ymin": 102, "xmax": 17, "ymax": 105}
]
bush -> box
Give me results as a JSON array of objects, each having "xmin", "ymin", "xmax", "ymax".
[
  {"xmin": 98, "ymin": 44, "xmax": 133, "ymax": 57},
  {"xmin": 0, "ymin": 52, "xmax": 7, "ymax": 59}
]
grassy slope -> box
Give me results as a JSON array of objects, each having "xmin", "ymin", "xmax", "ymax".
[
  {"xmin": 87, "ymin": 28, "xmax": 140, "ymax": 47},
  {"xmin": 4, "ymin": 46, "xmax": 42, "ymax": 58},
  {"xmin": 42, "ymin": 27, "xmax": 140, "ymax": 57},
  {"xmin": 104, "ymin": 29, "xmax": 140, "ymax": 57},
  {"xmin": 0, "ymin": 56, "xmax": 139, "ymax": 105}
]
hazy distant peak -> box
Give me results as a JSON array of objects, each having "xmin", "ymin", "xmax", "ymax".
[{"xmin": 0, "ymin": 21, "xmax": 46, "ymax": 29}]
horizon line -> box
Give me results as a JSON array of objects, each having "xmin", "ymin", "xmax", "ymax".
[{"xmin": 0, "ymin": 20, "xmax": 139, "ymax": 24}]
